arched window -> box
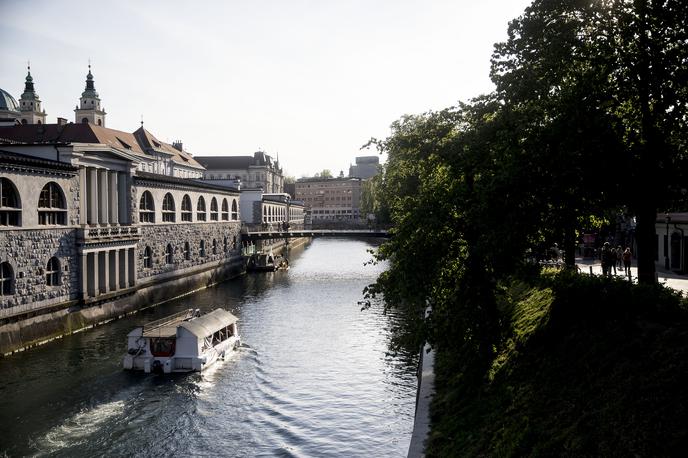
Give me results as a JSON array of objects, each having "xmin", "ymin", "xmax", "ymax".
[
  {"xmin": 223, "ymin": 236, "xmax": 228, "ymax": 253},
  {"xmin": 233, "ymin": 235, "xmax": 237, "ymax": 249},
  {"xmin": 181, "ymin": 194, "xmax": 192, "ymax": 222},
  {"xmin": 197, "ymin": 196, "xmax": 207, "ymax": 221},
  {"xmin": 165, "ymin": 244, "xmax": 174, "ymax": 264},
  {"xmin": 38, "ymin": 182, "xmax": 66, "ymax": 225},
  {"xmin": 199, "ymin": 240, "xmax": 206, "ymax": 257},
  {"xmin": 143, "ymin": 246, "xmax": 153, "ymax": 268},
  {"xmin": 212, "ymin": 239, "xmax": 218, "ymax": 255},
  {"xmin": 96, "ymin": 119, "xmax": 102, "ymax": 126},
  {"xmin": 0, "ymin": 178, "xmax": 21, "ymax": 226},
  {"xmin": 0, "ymin": 261, "xmax": 13, "ymax": 296},
  {"xmin": 139, "ymin": 191, "xmax": 155, "ymax": 223},
  {"xmin": 221, "ymin": 198, "xmax": 229, "ymax": 221},
  {"xmin": 45, "ymin": 257, "xmax": 60, "ymax": 286},
  {"xmin": 183, "ymin": 241, "xmax": 191, "ymax": 260},
  {"xmin": 162, "ymin": 193, "xmax": 175, "ymax": 222},
  {"xmin": 263, "ymin": 205, "xmax": 267, "ymax": 223},
  {"xmin": 231, "ymin": 199, "xmax": 238, "ymax": 220},
  {"xmin": 82, "ymin": 118, "xmax": 88, "ymax": 124},
  {"xmin": 21, "ymin": 119, "xmax": 28, "ymax": 125},
  {"xmin": 210, "ymin": 198, "xmax": 218, "ymax": 221}
]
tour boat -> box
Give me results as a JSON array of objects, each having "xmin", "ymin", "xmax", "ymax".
[
  {"xmin": 123, "ymin": 308, "xmax": 240, "ymax": 374},
  {"xmin": 246, "ymin": 252, "xmax": 289, "ymax": 272}
]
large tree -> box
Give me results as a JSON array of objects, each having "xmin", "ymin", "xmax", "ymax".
[{"xmin": 491, "ymin": 0, "xmax": 688, "ymax": 283}]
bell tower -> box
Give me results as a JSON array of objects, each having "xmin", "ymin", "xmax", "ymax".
[
  {"xmin": 74, "ymin": 64, "xmax": 106, "ymax": 126},
  {"xmin": 18, "ymin": 65, "xmax": 47, "ymax": 125}
]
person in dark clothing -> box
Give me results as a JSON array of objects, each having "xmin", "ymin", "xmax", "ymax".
[
  {"xmin": 600, "ymin": 242, "xmax": 614, "ymax": 277},
  {"xmin": 623, "ymin": 247, "xmax": 632, "ymax": 276}
]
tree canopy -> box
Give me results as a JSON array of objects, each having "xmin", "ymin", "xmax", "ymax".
[{"xmin": 368, "ymin": 0, "xmax": 688, "ymax": 359}]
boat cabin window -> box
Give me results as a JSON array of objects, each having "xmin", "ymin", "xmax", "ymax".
[{"xmin": 150, "ymin": 338, "xmax": 176, "ymax": 357}]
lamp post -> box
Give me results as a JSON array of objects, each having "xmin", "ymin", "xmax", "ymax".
[{"xmin": 665, "ymin": 213, "xmax": 671, "ymax": 270}]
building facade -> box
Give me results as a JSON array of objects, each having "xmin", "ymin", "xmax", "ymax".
[
  {"xmin": 295, "ymin": 177, "xmax": 362, "ymax": 221},
  {"xmin": 195, "ymin": 152, "xmax": 284, "ymax": 193},
  {"xmin": 349, "ymin": 155, "xmax": 380, "ymax": 179},
  {"xmin": 0, "ymin": 68, "xmax": 243, "ymax": 354}
]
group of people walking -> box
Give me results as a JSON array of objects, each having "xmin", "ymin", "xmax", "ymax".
[{"xmin": 600, "ymin": 242, "xmax": 632, "ymax": 277}]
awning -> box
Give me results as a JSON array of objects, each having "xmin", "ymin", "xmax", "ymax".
[{"xmin": 179, "ymin": 308, "xmax": 238, "ymax": 338}]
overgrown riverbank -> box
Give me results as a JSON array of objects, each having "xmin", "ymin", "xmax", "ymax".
[{"xmin": 427, "ymin": 271, "xmax": 688, "ymax": 456}]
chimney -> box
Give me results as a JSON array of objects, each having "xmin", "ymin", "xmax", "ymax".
[
  {"xmin": 57, "ymin": 117, "xmax": 68, "ymax": 126},
  {"xmin": 172, "ymin": 140, "xmax": 183, "ymax": 152}
]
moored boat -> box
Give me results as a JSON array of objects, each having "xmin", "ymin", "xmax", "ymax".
[{"xmin": 123, "ymin": 308, "xmax": 240, "ymax": 373}]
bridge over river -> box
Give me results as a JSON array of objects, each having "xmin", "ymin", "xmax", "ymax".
[{"xmin": 244, "ymin": 228, "xmax": 390, "ymax": 241}]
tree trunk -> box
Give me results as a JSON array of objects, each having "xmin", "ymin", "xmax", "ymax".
[
  {"xmin": 564, "ymin": 219, "xmax": 577, "ymax": 268},
  {"xmin": 635, "ymin": 204, "xmax": 657, "ymax": 284}
]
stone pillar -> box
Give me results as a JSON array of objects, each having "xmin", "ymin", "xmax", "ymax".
[
  {"xmin": 122, "ymin": 248, "xmax": 129, "ymax": 289},
  {"xmin": 98, "ymin": 169, "xmax": 109, "ymax": 225},
  {"xmin": 99, "ymin": 251, "xmax": 109, "ymax": 294},
  {"xmin": 88, "ymin": 167, "xmax": 98, "ymax": 226},
  {"xmin": 119, "ymin": 249, "xmax": 127, "ymax": 289},
  {"xmin": 81, "ymin": 253, "xmax": 88, "ymax": 300},
  {"xmin": 109, "ymin": 172, "xmax": 119, "ymax": 225},
  {"xmin": 128, "ymin": 247, "xmax": 136, "ymax": 287},
  {"xmin": 109, "ymin": 249, "xmax": 118, "ymax": 291},
  {"xmin": 118, "ymin": 172, "xmax": 129, "ymax": 224},
  {"xmin": 79, "ymin": 167, "xmax": 87, "ymax": 225},
  {"xmin": 87, "ymin": 252, "xmax": 98, "ymax": 297}
]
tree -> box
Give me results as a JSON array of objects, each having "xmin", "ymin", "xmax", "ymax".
[{"xmin": 491, "ymin": 0, "xmax": 688, "ymax": 282}]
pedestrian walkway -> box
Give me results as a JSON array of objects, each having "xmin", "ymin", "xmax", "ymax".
[{"xmin": 575, "ymin": 257, "xmax": 688, "ymax": 295}]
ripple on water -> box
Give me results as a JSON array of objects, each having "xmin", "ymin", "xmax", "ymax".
[{"xmin": 0, "ymin": 239, "xmax": 417, "ymax": 457}]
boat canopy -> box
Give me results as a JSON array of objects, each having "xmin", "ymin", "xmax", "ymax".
[{"xmin": 179, "ymin": 308, "xmax": 238, "ymax": 338}]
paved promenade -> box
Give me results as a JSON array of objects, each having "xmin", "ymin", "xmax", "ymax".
[{"xmin": 575, "ymin": 257, "xmax": 688, "ymax": 295}]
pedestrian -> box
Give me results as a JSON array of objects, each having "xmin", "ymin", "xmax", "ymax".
[
  {"xmin": 600, "ymin": 242, "xmax": 612, "ymax": 277},
  {"xmin": 623, "ymin": 247, "xmax": 632, "ymax": 276},
  {"xmin": 617, "ymin": 245, "xmax": 623, "ymax": 270},
  {"xmin": 610, "ymin": 246, "xmax": 617, "ymax": 275}
]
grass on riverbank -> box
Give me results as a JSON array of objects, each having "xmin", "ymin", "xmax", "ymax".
[{"xmin": 427, "ymin": 270, "xmax": 688, "ymax": 457}]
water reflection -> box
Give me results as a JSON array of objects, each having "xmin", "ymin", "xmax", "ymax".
[{"xmin": 0, "ymin": 238, "xmax": 418, "ymax": 457}]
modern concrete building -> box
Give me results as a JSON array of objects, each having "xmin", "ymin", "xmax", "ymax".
[
  {"xmin": 349, "ymin": 156, "xmax": 379, "ymax": 179},
  {"xmin": 295, "ymin": 177, "xmax": 362, "ymax": 221},
  {"xmin": 195, "ymin": 152, "xmax": 284, "ymax": 193}
]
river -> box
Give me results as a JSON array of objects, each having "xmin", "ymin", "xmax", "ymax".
[{"xmin": 0, "ymin": 238, "xmax": 418, "ymax": 457}]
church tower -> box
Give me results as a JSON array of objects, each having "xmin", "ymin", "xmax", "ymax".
[
  {"xmin": 18, "ymin": 65, "xmax": 47, "ymax": 125},
  {"xmin": 74, "ymin": 64, "xmax": 106, "ymax": 126}
]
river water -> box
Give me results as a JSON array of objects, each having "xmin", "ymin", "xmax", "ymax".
[{"xmin": 0, "ymin": 239, "xmax": 418, "ymax": 457}]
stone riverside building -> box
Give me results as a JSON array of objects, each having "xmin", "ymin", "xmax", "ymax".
[
  {"xmin": 0, "ymin": 68, "xmax": 246, "ymax": 354},
  {"xmin": 195, "ymin": 152, "xmax": 285, "ymax": 193}
]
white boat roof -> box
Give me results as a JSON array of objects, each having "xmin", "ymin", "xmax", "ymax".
[{"xmin": 179, "ymin": 308, "xmax": 238, "ymax": 338}]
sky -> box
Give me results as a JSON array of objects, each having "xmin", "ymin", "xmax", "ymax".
[{"xmin": 0, "ymin": 0, "xmax": 532, "ymax": 178}]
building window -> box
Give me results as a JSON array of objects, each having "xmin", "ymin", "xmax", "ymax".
[
  {"xmin": 165, "ymin": 244, "xmax": 174, "ymax": 264},
  {"xmin": 199, "ymin": 240, "xmax": 206, "ymax": 257},
  {"xmin": 0, "ymin": 261, "xmax": 13, "ymax": 296},
  {"xmin": 210, "ymin": 198, "xmax": 218, "ymax": 221},
  {"xmin": 45, "ymin": 257, "xmax": 60, "ymax": 286},
  {"xmin": 181, "ymin": 194, "xmax": 192, "ymax": 222},
  {"xmin": 233, "ymin": 236, "xmax": 237, "ymax": 249},
  {"xmin": 221, "ymin": 198, "xmax": 229, "ymax": 221},
  {"xmin": 231, "ymin": 199, "xmax": 238, "ymax": 221},
  {"xmin": 224, "ymin": 236, "xmax": 228, "ymax": 253},
  {"xmin": 0, "ymin": 178, "xmax": 21, "ymax": 226},
  {"xmin": 212, "ymin": 239, "xmax": 218, "ymax": 255},
  {"xmin": 38, "ymin": 182, "xmax": 67, "ymax": 225},
  {"xmin": 197, "ymin": 196, "xmax": 207, "ymax": 221},
  {"xmin": 183, "ymin": 241, "xmax": 191, "ymax": 260},
  {"xmin": 143, "ymin": 246, "xmax": 152, "ymax": 268},
  {"xmin": 139, "ymin": 191, "xmax": 155, "ymax": 223},
  {"xmin": 162, "ymin": 193, "xmax": 175, "ymax": 222}
]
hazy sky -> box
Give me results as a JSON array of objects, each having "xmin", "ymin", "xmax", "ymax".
[{"xmin": 0, "ymin": 0, "xmax": 532, "ymax": 178}]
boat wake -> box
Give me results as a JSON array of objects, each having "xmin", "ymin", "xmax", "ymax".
[{"xmin": 32, "ymin": 399, "xmax": 126, "ymax": 455}]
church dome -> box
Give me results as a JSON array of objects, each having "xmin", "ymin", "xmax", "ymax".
[{"xmin": 0, "ymin": 88, "xmax": 19, "ymax": 112}]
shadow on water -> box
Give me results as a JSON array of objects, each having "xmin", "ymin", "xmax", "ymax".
[{"xmin": 0, "ymin": 239, "xmax": 418, "ymax": 457}]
